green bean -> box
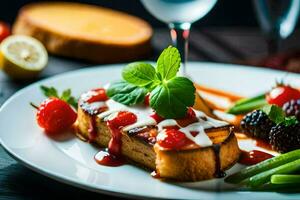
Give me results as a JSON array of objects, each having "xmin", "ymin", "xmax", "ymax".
[
  {"xmin": 227, "ymin": 95, "xmax": 267, "ymax": 115},
  {"xmin": 252, "ymin": 182, "xmax": 300, "ymax": 191},
  {"xmin": 271, "ymin": 174, "xmax": 300, "ymax": 184},
  {"xmin": 247, "ymin": 159, "xmax": 300, "ymax": 188},
  {"xmin": 234, "ymin": 94, "xmax": 265, "ymax": 106},
  {"xmin": 225, "ymin": 149, "xmax": 300, "ymax": 184}
]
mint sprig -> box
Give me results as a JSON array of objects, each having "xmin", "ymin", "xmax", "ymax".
[
  {"xmin": 106, "ymin": 81, "xmax": 148, "ymax": 105},
  {"xmin": 40, "ymin": 85, "xmax": 78, "ymax": 108},
  {"xmin": 262, "ymin": 105, "xmax": 299, "ymax": 126},
  {"xmin": 107, "ymin": 46, "xmax": 195, "ymax": 119},
  {"xmin": 122, "ymin": 62, "xmax": 157, "ymax": 87},
  {"xmin": 150, "ymin": 77, "xmax": 195, "ymax": 118},
  {"xmin": 156, "ymin": 46, "xmax": 181, "ymax": 80}
]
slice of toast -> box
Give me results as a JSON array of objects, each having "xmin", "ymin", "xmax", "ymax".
[
  {"xmin": 13, "ymin": 2, "xmax": 152, "ymax": 63},
  {"xmin": 76, "ymin": 90, "xmax": 240, "ymax": 181}
]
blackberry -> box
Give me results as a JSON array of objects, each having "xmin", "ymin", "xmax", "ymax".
[
  {"xmin": 270, "ymin": 123, "xmax": 300, "ymax": 153},
  {"xmin": 240, "ymin": 110, "xmax": 275, "ymax": 141},
  {"xmin": 283, "ymin": 99, "xmax": 300, "ymax": 121}
]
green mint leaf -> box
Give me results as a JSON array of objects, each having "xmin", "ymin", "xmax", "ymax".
[
  {"xmin": 283, "ymin": 116, "xmax": 299, "ymax": 126},
  {"xmin": 122, "ymin": 62, "xmax": 157, "ymax": 87},
  {"xmin": 262, "ymin": 104, "xmax": 285, "ymax": 124},
  {"xmin": 40, "ymin": 85, "xmax": 59, "ymax": 98},
  {"xmin": 156, "ymin": 46, "xmax": 181, "ymax": 80},
  {"xmin": 107, "ymin": 81, "xmax": 147, "ymax": 105},
  {"xmin": 150, "ymin": 77, "xmax": 195, "ymax": 119}
]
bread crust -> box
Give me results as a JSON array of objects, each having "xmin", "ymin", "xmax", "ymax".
[
  {"xmin": 154, "ymin": 131, "xmax": 240, "ymax": 181},
  {"xmin": 77, "ymin": 106, "xmax": 156, "ymax": 169},
  {"xmin": 77, "ymin": 100, "xmax": 240, "ymax": 181},
  {"xmin": 13, "ymin": 2, "xmax": 152, "ymax": 63}
]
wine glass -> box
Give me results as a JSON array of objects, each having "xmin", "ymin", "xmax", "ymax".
[
  {"xmin": 140, "ymin": 0, "xmax": 218, "ymax": 75},
  {"xmin": 253, "ymin": 0, "xmax": 300, "ymax": 55}
]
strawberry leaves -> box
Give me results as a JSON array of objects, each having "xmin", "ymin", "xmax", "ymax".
[{"xmin": 40, "ymin": 85, "xmax": 77, "ymax": 108}]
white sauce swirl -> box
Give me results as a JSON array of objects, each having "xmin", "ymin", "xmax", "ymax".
[{"xmin": 92, "ymin": 96, "xmax": 229, "ymax": 148}]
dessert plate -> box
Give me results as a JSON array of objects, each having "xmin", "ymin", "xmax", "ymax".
[{"xmin": 1, "ymin": 62, "xmax": 300, "ymax": 200}]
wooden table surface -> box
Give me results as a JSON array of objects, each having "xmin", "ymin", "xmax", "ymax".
[{"xmin": 1, "ymin": 28, "xmax": 300, "ymax": 200}]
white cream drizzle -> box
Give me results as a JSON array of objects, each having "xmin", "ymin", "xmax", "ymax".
[
  {"xmin": 97, "ymin": 99, "xmax": 156, "ymax": 131},
  {"xmin": 194, "ymin": 110, "xmax": 229, "ymax": 127},
  {"xmin": 157, "ymin": 119, "xmax": 178, "ymax": 131},
  {"xmin": 98, "ymin": 109, "xmax": 123, "ymax": 119},
  {"xmin": 123, "ymin": 118, "xmax": 157, "ymax": 132},
  {"xmin": 91, "ymin": 95, "xmax": 229, "ymax": 148},
  {"xmin": 155, "ymin": 109, "xmax": 228, "ymax": 147},
  {"xmin": 179, "ymin": 122, "xmax": 212, "ymax": 147},
  {"xmin": 88, "ymin": 102, "xmax": 106, "ymax": 111}
]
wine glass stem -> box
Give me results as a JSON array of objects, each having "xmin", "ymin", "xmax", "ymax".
[{"xmin": 169, "ymin": 22, "xmax": 191, "ymax": 75}]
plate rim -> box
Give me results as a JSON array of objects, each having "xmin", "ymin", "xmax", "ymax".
[{"xmin": 1, "ymin": 61, "xmax": 300, "ymax": 200}]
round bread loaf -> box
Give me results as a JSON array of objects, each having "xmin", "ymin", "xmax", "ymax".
[{"xmin": 13, "ymin": 2, "xmax": 152, "ymax": 63}]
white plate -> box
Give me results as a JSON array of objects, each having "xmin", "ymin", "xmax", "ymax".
[{"xmin": 1, "ymin": 62, "xmax": 300, "ymax": 200}]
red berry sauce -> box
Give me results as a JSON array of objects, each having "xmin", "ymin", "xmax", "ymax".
[
  {"xmin": 155, "ymin": 108, "xmax": 199, "ymax": 150},
  {"xmin": 144, "ymin": 94, "xmax": 150, "ymax": 106},
  {"xmin": 255, "ymin": 139, "xmax": 273, "ymax": 151},
  {"xmin": 176, "ymin": 107, "xmax": 198, "ymax": 127},
  {"xmin": 157, "ymin": 129, "xmax": 193, "ymax": 150},
  {"xmin": 95, "ymin": 111, "xmax": 137, "ymax": 167},
  {"xmin": 86, "ymin": 88, "xmax": 108, "ymax": 103},
  {"xmin": 81, "ymin": 88, "xmax": 109, "ymax": 141},
  {"xmin": 94, "ymin": 149, "xmax": 125, "ymax": 167},
  {"xmin": 150, "ymin": 112, "xmax": 165, "ymax": 123},
  {"xmin": 239, "ymin": 150, "xmax": 274, "ymax": 165}
]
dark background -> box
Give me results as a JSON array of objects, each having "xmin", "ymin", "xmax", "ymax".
[
  {"xmin": 2, "ymin": 1, "xmax": 300, "ymax": 200},
  {"xmin": 2, "ymin": 0, "xmax": 259, "ymax": 27}
]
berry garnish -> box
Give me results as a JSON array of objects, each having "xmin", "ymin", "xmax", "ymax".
[
  {"xmin": 270, "ymin": 123, "xmax": 300, "ymax": 153},
  {"xmin": 108, "ymin": 111, "xmax": 137, "ymax": 128},
  {"xmin": 282, "ymin": 99, "xmax": 300, "ymax": 120},
  {"xmin": 144, "ymin": 94, "xmax": 150, "ymax": 106},
  {"xmin": 176, "ymin": 107, "xmax": 198, "ymax": 127},
  {"xmin": 150, "ymin": 112, "xmax": 164, "ymax": 123},
  {"xmin": 266, "ymin": 85, "xmax": 300, "ymax": 107},
  {"xmin": 86, "ymin": 88, "xmax": 108, "ymax": 103},
  {"xmin": 157, "ymin": 129, "xmax": 192, "ymax": 150},
  {"xmin": 36, "ymin": 98, "xmax": 77, "ymax": 134},
  {"xmin": 240, "ymin": 110, "xmax": 275, "ymax": 141}
]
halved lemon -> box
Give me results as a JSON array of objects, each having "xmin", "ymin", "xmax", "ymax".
[{"xmin": 0, "ymin": 35, "xmax": 48, "ymax": 79}]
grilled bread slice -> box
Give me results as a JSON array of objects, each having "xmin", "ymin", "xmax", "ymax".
[
  {"xmin": 77, "ymin": 106, "xmax": 156, "ymax": 169},
  {"xmin": 13, "ymin": 2, "xmax": 152, "ymax": 63},
  {"xmin": 76, "ymin": 90, "xmax": 240, "ymax": 181},
  {"xmin": 154, "ymin": 127, "xmax": 239, "ymax": 181}
]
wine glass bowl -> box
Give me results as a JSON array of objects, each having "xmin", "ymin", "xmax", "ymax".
[
  {"xmin": 140, "ymin": 0, "xmax": 217, "ymax": 24},
  {"xmin": 140, "ymin": 0, "xmax": 218, "ymax": 74},
  {"xmin": 253, "ymin": 0, "xmax": 300, "ymax": 54}
]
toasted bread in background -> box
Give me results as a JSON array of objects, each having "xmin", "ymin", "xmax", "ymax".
[{"xmin": 13, "ymin": 2, "xmax": 152, "ymax": 63}]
